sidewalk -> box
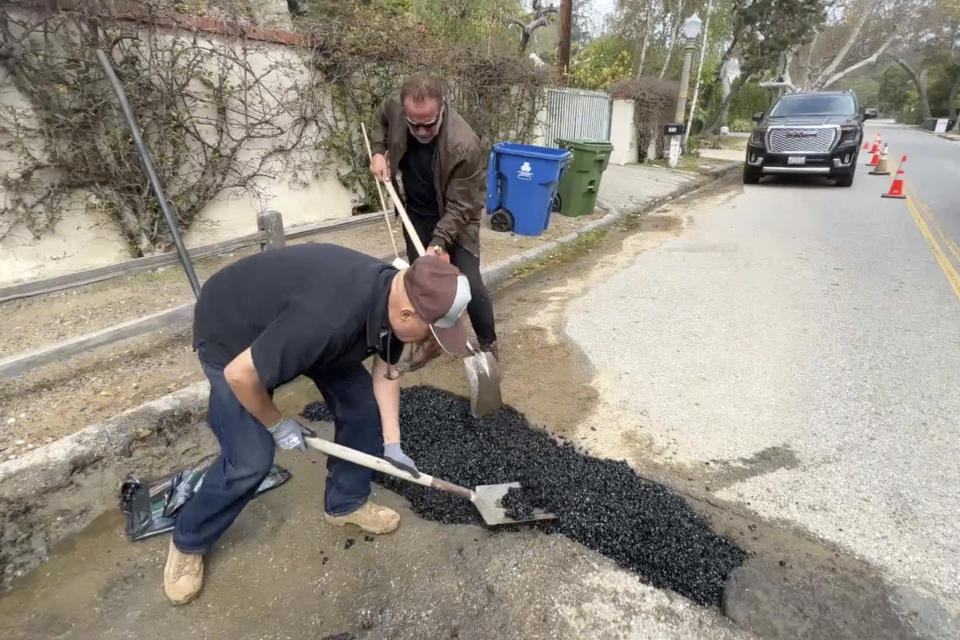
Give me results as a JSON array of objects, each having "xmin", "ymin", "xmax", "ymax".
[{"xmin": 0, "ymin": 164, "xmax": 704, "ymax": 456}]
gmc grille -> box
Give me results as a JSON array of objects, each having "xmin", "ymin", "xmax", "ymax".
[{"xmin": 766, "ymin": 127, "xmax": 838, "ymax": 154}]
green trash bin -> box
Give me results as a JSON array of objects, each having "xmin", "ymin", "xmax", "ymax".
[{"xmin": 554, "ymin": 138, "xmax": 614, "ymax": 216}]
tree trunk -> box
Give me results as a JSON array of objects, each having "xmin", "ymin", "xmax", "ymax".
[
  {"xmin": 708, "ymin": 80, "xmax": 741, "ymax": 134},
  {"xmin": 894, "ymin": 56, "xmax": 932, "ymax": 121},
  {"xmin": 658, "ymin": 4, "xmax": 683, "ymax": 79},
  {"xmin": 918, "ymin": 68, "xmax": 931, "ymax": 121},
  {"xmin": 948, "ymin": 71, "xmax": 960, "ymax": 120},
  {"xmin": 720, "ymin": 75, "xmax": 732, "ymax": 127},
  {"xmin": 683, "ymin": 0, "xmax": 713, "ymax": 149},
  {"xmin": 798, "ymin": 32, "xmax": 819, "ymax": 91},
  {"xmin": 636, "ymin": 12, "xmax": 651, "ymax": 77}
]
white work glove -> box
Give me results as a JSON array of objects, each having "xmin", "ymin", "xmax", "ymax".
[
  {"xmin": 383, "ymin": 442, "xmax": 419, "ymax": 477},
  {"xmin": 268, "ymin": 417, "xmax": 308, "ymax": 451}
]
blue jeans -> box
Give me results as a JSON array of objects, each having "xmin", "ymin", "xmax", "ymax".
[{"xmin": 173, "ymin": 358, "xmax": 382, "ymax": 553}]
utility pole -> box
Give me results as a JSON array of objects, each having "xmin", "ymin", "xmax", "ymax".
[{"xmin": 558, "ymin": 0, "xmax": 572, "ymax": 75}]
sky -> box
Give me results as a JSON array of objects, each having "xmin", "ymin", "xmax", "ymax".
[{"xmin": 588, "ymin": 0, "xmax": 616, "ymax": 35}]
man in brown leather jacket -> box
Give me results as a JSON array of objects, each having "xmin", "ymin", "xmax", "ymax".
[{"xmin": 369, "ymin": 74, "xmax": 498, "ymax": 358}]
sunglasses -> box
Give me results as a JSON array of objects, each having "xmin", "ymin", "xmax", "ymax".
[{"xmin": 404, "ymin": 105, "xmax": 444, "ymax": 132}]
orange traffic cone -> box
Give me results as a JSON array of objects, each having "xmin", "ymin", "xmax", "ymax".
[
  {"xmin": 881, "ymin": 156, "xmax": 907, "ymax": 199},
  {"xmin": 869, "ymin": 144, "xmax": 890, "ymax": 175},
  {"xmin": 862, "ymin": 141, "xmax": 870, "ymax": 151},
  {"xmin": 869, "ymin": 134, "xmax": 881, "ymax": 154},
  {"xmin": 867, "ymin": 148, "xmax": 880, "ymax": 167}
]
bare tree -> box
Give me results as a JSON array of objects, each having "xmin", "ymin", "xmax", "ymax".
[{"xmin": 507, "ymin": 0, "xmax": 559, "ymax": 52}]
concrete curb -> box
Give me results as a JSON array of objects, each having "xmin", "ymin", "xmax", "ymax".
[{"xmin": 0, "ymin": 163, "xmax": 737, "ymax": 590}]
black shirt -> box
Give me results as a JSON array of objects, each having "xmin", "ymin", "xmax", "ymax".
[
  {"xmin": 192, "ymin": 244, "xmax": 403, "ymax": 390},
  {"xmin": 399, "ymin": 133, "xmax": 440, "ymax": 218}
]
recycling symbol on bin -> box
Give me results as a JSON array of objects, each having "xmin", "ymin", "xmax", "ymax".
[{"xmin": 517, "ymin": 161, "xmax": 533, "ymax": 181}]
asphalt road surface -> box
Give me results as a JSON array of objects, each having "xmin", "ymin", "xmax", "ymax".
[
  {"xmin": 2, "ymin": 126, "xmax": 958, "ymax": 640},
  {"xmin": 566, "ymin": 124, "xmax": 960, "ymax": 637}
]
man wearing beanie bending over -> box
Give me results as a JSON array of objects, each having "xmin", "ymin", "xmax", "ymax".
[{"xmin": 163, "ymin": 243, "xmax": 472, "ymax": 605}]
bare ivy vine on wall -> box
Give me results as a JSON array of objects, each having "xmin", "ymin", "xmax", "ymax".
[{"xmin": 0, "ymin": 3, "xmax": 551, "ymax": 257}]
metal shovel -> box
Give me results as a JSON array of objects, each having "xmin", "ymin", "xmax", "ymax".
[
  {"xmin": 303, "ymin": 434, "xmax": 555, "ymax": 527},
  {"xmin": 464, "ymin": 343, "xmax": 502, "ymax": 418}
]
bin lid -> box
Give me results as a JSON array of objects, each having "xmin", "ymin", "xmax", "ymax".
[
  {"xmin": 555, "ymin": 138, "xmax": 614, "ymax": 151},
  {"xmin": 493, "ymin": 142, "xmax": 571, "ymax": 160}
]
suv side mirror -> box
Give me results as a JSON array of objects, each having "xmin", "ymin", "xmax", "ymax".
[
  {"xmin": 863, "ymin": 108, "xmax": 878, "ymax": 120},
  {"xmin": 752, "ymin": 112, "xmax": 764, "ymax": 123}
]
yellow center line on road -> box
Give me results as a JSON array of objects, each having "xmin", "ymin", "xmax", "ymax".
[
  {"xmin": 906, "ymin": 183, "xmax": 960, "ymax": 266},
  {"xmin": 903, "ymin": 184, "xmax": 960, "ymax": 303}
]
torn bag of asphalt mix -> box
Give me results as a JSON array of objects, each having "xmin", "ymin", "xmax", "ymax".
[{"xmin": 119, "ymin": 455, "xmax": 291, "ymax": 541}]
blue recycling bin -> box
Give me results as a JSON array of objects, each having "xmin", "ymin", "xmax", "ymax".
[{"xmin": 486, "ymin": 142, "xmax": 570, "ymax": 237}]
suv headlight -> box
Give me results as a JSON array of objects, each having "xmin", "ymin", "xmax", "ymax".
[
  {"xmin": 750, "ymin": 128, "xmax": 765, "ymax": 144},
  {"xmin": 838, "ymin": 127, "xmax": 859, "ymax": 144}
]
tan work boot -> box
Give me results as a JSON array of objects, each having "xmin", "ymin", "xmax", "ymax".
[
  {"xmin": 325, "ymin": 501, "xmax": 400, "ymax": 534},
  {"xmin": 163, "ymin": 539, "xmax": 204, "ymax": 605}
]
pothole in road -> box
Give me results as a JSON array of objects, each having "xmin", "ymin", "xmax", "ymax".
[
  {"xmin": 303, "ymin": 387, "xmax": 931, "ymax": 639},
  {"xmin": 305, "ymin": 386, "xmax": 746, "ymax": 608}
]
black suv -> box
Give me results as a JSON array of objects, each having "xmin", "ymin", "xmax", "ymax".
[{"xmin": 744, "ymin": 91, "xmax": 877, "ymax": 187}]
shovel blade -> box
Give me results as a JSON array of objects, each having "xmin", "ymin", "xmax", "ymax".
[
  {"xmin": 464, "ymin": 351, "xmax": 502, "ymax": 418},
  {"xmin": 473, "ymin": 482, "xmax": 556, "ymax": 526}
]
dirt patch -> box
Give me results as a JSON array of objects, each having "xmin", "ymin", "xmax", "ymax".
[{"xmin": 0, "ymin": 212, "xmax": 608, "ymax": 456}]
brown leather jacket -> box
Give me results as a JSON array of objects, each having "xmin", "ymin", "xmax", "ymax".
[{"xmin": 369, "ymin": 98, "xmax": 484, "ymax": 255}]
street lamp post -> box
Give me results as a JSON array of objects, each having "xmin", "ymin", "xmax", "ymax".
[{"xmin": 668, "ymin": 13, "xmax": 702, "ymax": 168}]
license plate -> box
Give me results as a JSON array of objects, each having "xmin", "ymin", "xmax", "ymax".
[{"xmin": 787, "ymin": 156, "xmax": 806, "ymax": 165}]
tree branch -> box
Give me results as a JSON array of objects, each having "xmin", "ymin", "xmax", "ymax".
[
  {"xmin": 812, "ymin": 4, "xmax": 873, "ymax": 89},
  {"xmin": 820, "ymin": 33, "xmax": 896, "ymax": 89}
]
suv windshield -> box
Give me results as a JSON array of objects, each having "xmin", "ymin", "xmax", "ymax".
[{"xmin": 769, "ymin": 94, "xmax": 856, "ymax": 117}]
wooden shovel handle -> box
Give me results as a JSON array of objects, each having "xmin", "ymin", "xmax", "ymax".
[
  {"xmin": 303, "ymin": 436, "xmax": 476, "ymax": 501},
  {"xmin": 430, "ymin": 478, "xmax": 476, "ymax": 501},
  {"xmin": 304, "ymin": 436, "xmax": 434, "ymax": 488},
  {"xmin": 383, "ymin": 180, "xmax": 427, "ymax": 258}
]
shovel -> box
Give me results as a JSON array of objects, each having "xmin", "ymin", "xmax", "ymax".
[
  {"xmin": 303, "ymin": 434, "xmax": 554, "ymax": 527},
  {"xmin": 464, "ymin": 342, "xmax": 502, "ymax": 418},
  {"xmin": 361, "ymin": 125, "xmax": 502, "ymax": 417}
]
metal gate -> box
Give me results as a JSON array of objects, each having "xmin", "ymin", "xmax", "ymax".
[{"xmin": 544, "ymin": 87, "xmax": 612, "ymax": 145}]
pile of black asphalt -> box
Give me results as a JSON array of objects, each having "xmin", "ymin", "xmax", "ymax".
[{"xmin": 303, "ymin": 385, "xmax": 744, "ymax": 607}]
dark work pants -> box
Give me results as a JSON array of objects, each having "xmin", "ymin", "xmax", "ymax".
[
  {"xmin": 174, "ymin": 357, "xmax": 381, "ymax": 553},
  {"xmin": 403, "ymin": 213, "xmax": 497, "ymax": 347}
]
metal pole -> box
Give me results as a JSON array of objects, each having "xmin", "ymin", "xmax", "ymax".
[
  {"xmin": 95, "ymin": 49, "xmax": 202, "ymax": 299},
  {"xmin": 683, "ymin": 1, "xmax": 713, "ymax": 151},
  {"xmin": 668, "ymin": 40, "xmax": 695, "ymax": 168}
]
